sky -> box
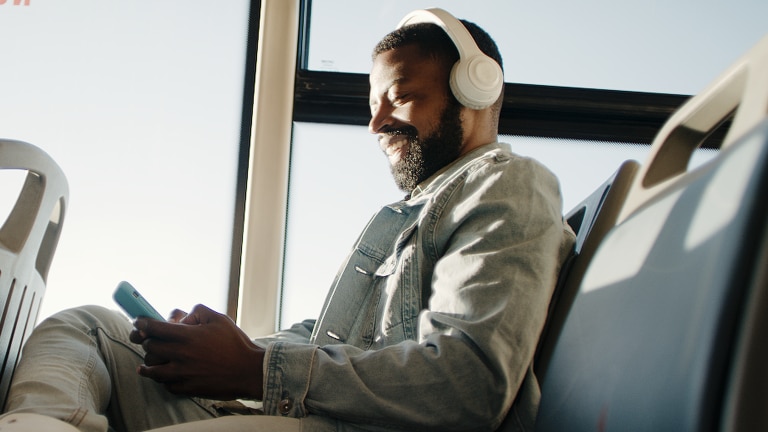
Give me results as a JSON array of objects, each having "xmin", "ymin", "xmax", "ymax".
[
  {"xmin": 0, "ymin": 0, "xmax": 250, "ymax": 321},
  {"xmin": 308, "ymin": 0, "xmax": 768, "ymax": 95}
]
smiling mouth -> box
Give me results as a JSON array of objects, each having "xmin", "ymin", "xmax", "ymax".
[
  {"xmin": 380, "ymin": 130, "xmax": 415, "ymax": 164},
  {"xmin": 385, "ymin": 135, "xmax": 408, "ymax": 156}
]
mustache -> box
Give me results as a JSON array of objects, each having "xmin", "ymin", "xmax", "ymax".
[{"xmin": 380, "ymin": 126, "xmax": 418, "ymax": 140}]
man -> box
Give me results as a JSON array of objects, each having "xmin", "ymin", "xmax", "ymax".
[{"xmin": 0, "ymin": 9, "xmax": 574, "ymax": 432}]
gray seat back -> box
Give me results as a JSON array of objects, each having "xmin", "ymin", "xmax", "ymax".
[
  {"xmin": 535, "ymin": 159, "xmax": 639, "ymax": 381},
  {"xmin": 536, "ymin": 34, "xmax": 768, "ymax": 432}
]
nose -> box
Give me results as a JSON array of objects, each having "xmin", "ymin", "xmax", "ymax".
[{"xmin": 368, "ymin": 100, "xmax": 392, "ymax": 134}]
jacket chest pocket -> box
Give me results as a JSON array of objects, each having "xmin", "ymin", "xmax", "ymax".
[{"xmin": 313, "ymin": 202, "xmax": 423, "ymax": 348}]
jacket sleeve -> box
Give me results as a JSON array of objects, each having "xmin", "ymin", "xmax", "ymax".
[
  {"xmin": 261, "ymin": 155, "xmax": 575, "ymax": 431},
  {"xmin": 251, "ymin": 319, "xmax": 315, "ymax": 349}
]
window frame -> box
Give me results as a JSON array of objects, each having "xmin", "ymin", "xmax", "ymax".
[
  {"xmin": 235, "ymin": 0, "xmax": 731, "ymax": 332},
  {"xmin": 226, "ymin": 0, "xmax": 262, "ymax": 319}
]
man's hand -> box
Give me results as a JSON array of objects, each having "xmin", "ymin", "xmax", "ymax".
[
  {"xmin": 129, "ymin": 304, "xmax": 265, "ymax": 401},
  {"xmin": 167, "ymin": 309, "xmax": 188, "ymax": 323}
]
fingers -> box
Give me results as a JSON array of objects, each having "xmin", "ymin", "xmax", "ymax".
[
  {"xmin": 137, "ymin": 364, "xmax": 201, "ymax": 396},
  {"xmin": 137, "ymin": 362, "xmax": 177, "ymax": 385},
  {"xmin": 180, "ymin": 304, "xmax": 222, "ymax": 325},
  {"xmin": 132, "ymin": 305, "xmax": 222, "ymax": 340},
  {"xmin": 140, "ymin": 336, "xmax": 183, "ymax": 364},
  {"xmin": 130, "ymin": 304, "xmax": 264, "ymax": 400},
  {"xmin": 132, "ymin": 305, "xmax": 225, "ymax": 366},
  {"xmin": 142, "ymin": 349, "xmax": 167, "ymax": 367},
  {"xmin": 168, "ymin": 309, "xmax": 188, "ymax": 323},
  {"xmin": 129, "ymin": 317, "xmax": 190, "ymax": 347},
  {"xmin": 129, "ymin": 304, "xmax": 226, "ymax": 350},
  {"xmin": 134, "ymin": 314, "xmax": 193, "ymax": 341}
]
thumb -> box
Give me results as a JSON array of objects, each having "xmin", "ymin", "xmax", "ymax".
[
  {"xmin": 168, "ymin": 309, "xmax": 188, "ymax": 323},
  {"xmin": 180, "ymin": 304, "xmax": 219, "ymax": 325}
]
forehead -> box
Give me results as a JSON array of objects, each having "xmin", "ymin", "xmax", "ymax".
[{"xmin": 370, "ymin": 44, "xmax": 449, "ymax": 90}]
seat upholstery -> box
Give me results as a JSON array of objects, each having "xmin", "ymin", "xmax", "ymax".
[
  {"xmin": 534, "ymin": 159, "xmax": 639, "ymax": 382},
  {"xmin": 535, "ymin": 34, "xmax": 768, "ymax": 432}
]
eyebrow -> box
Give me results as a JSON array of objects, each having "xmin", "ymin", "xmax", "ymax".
[{"xmin": 370, "ymin": 76, "xmax": 409, "ymax": 103}]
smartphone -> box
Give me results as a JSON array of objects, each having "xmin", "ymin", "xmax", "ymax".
[{"xmin": 113, "ymin": 281, "xmax": 166, "ymax": 321}]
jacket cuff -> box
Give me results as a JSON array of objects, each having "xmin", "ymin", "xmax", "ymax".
[{"xmin": 262, "ymin": 341, "xmax": 318, "ymax": 418}]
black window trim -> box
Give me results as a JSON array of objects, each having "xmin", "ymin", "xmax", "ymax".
[
  {"xmin": 227, "ymin": 0, "xmax": 262, "ymax": 319},
  {"xmin": 294, "ymin": 70, "xmax": 695, "ymax": 145}
]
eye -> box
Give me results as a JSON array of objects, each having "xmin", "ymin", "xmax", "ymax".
[{"xmin": 392, "ymin": 93, "xmax": 410, "ymax": 106}]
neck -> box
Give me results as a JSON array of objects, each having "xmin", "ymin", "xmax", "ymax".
[{"xmin": 459, "ymin": 107, "xmax": 498, "ymax": 156}]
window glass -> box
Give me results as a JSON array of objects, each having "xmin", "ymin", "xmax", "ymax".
[
  {"xmin": 307, "ymin": 0, "xmax": 768, "ymax": 94},
  {"xmin": 281, "ymin": 123, "xmax": 402, "ymax": 327},
  {"xmin": 0, "ymin": 0, "xmax": 250, "ymax": 320},
  {"xmin": 499, "ymin": 136, "xmax": 717, "ymax": 213}
]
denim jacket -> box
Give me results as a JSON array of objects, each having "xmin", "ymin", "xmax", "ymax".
[{"xmin": 257, "ymin": 142, "xmax": 575, "ymax": 431}]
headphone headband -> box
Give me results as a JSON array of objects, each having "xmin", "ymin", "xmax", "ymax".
[{"xmin": 396, "ymin": 8, "xmax": 503, "ymax": 110}]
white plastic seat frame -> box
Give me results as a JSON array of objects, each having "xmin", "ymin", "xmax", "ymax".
[{"xmin": 0, "ymin": 139, "xmax": 68, "ymax": 410}]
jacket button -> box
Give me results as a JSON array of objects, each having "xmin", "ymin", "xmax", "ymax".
[{"xmin": 278, "ymin": 399, "xmax": 293, "ymax": 415}]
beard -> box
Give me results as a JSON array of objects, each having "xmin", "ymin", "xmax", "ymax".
[{"xmin": 389, "ymin": 101, "xmax": 464, "ymax": 193}]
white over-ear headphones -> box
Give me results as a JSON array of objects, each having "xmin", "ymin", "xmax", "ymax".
[{"xmin": 397, "ymin": 8, "xmax": 503, "ymax": 110}]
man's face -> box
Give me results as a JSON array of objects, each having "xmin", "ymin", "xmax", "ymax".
[{"xmin": 369, "ymin": 44, "xmax": 464, "ymax": 192}]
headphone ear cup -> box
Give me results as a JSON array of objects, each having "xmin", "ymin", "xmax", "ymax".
[{"xmin": 450, "ymin": 54, "xmax": 504, "ymax": 110}]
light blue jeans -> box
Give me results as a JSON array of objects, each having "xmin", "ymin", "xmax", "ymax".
[{"xmin": 2, "ymin": 306, "xmax": 326, "ymax": 432}]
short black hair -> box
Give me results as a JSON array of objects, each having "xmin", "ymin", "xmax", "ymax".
[
  {"xmin": 372, "ymin": 19, "xmax": 503, "ymax": 74},
  {"xmin": 373, "ymin": 18, "xmax": 504, "ymax": 112}
]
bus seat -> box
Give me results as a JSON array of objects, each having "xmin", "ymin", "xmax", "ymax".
[
  {"xmin": 535, "ymin": 34, "xmax": 768, "ymax": 431},
  {"xmin": 534, "ymin": 159, "xmax": 639, "ymax": 381},
  {"xmin": 0, "ymin": 139, "xmax": 68, "ymax": 410}
]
